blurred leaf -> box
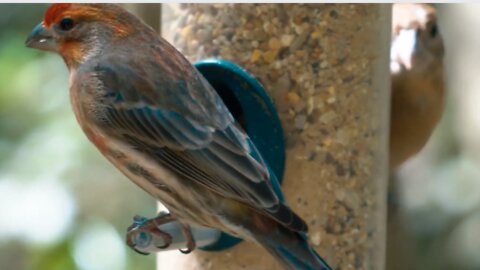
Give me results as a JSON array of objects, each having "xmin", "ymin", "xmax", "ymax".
[
  {"xmin": 29, "ymin": 239, "xmax": 77, "ymax": 270},
  {"xmin": 0, "ymin": 4, "xmax": 154, "ymax": 270}
]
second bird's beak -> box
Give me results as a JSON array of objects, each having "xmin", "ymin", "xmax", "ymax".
[
  {"xmin": 25, "ymin": 23, "xmax": 57, "ymax": 52},
  {"xmin": 390, "ymin": 28, "xmax": 418, "ymax": 72}
]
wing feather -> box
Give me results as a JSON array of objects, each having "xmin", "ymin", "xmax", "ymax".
[{"xmin": 91, "ymin": 60, "xmax": 307, "ymax": 232}]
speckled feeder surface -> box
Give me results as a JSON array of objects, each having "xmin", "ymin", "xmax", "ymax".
[{"xmin": 159, "ymin": 4, "xmax": 391, "ymax": 270}]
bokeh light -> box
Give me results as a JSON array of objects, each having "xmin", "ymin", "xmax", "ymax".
[
  {"xmin": 0, "ymin": 180, "xmax": 75, "ymax": 245},
  {"xmin": 73, "ymin": 221, "xmax": 127, "ymax": 270}
]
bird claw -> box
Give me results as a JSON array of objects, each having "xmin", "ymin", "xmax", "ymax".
[
  {"xmin": 178, "ymin": 224, "xmax": 196, "ymax": 254},
  {"xmin": 126, "ymin": 224, "xmax": 153, "ymax": 255},
  {"xmin": 179, "ymin": 248, "xmax": 192, "ymax": 254},
  {"xmin": 126, "ymin": 212, "xmax": 197, "ymax": 254},
  {"xmin": 153, "ymin": 230, "xmax": 173, "ymax": 249},
  {"xmin": 126, "ymin": 213, "xmax": 175, "ymax": 255}
]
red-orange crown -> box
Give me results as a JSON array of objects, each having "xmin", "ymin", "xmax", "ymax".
[{"xmin": 44, "ymin": 3, "xmax": 72, "ymax": 27}]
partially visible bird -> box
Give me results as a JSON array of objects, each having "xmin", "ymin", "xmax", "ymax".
[
  {"xmin": 25, "ymin": 4, "xmax": 331, "ymax": 270},
  {"xmin": 390, "ymin": 3, "xmax": 445, "ymax": 169},
  {"xmin": 387, "ymin": 4, "xmax": 445, "ymax": 270}
]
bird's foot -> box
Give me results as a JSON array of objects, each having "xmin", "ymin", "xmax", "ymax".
[
  {"xmin": 126, "ymin": 213, "xmax": 174, "ymax": 255},
  {"xmin": 178, "ymin": 224, "xmax": 196, "ymax": 254}
]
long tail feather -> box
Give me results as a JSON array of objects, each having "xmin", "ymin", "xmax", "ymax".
[{"xmin": 254, "ymin": 220, "xmax": 332, "ymax": 270}]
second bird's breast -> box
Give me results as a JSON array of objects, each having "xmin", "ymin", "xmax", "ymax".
[{"xmin": 390, "ymin": 79, "xmax": 444, "ymax": 168}]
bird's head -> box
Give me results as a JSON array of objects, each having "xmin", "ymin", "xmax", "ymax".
[
  {"xmin": 391, "ymin": 4, "xmax": 444, "ymax": 74},
  {"xmin": 25, "ymin": 4, "xmax": 140, "ymax": 68}
]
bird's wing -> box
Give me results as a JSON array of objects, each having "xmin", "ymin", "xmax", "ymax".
[{"xmin": 90, "ymin": 58, "xmax": 306, "ymax": 232}]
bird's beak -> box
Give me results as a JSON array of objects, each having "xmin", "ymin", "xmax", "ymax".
[
  {"xmin": 390, "ymin": 28, "xmax": 418, "ymax": 71},
  {"xmin": 25, "ymin": 23, "xmax": 57, "ymax": 52}
]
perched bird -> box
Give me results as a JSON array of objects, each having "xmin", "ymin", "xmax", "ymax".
[
  {"xmin": 26, "ymin": 4, "xmax": 331, "ymax": 270},
  {"xmin": 390, "ymin": 3, "xmax": 445, "ymax": 169},
  {"xmin": 387, "ymin": 4, "xmax": 445, "ymax": 270}
]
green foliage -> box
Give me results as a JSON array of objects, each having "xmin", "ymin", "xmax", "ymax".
[
  {"xmin": 29, "ymin": 239, "xmax": 77, "ymax": 270},
  {"xmin": 0, "ymin": 5, "xmax": 155, "ymax": 270}
]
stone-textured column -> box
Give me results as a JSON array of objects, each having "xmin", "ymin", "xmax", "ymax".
[{"xmin": 158, "ymin": 4, "xmax": 391, "ymax": 270}]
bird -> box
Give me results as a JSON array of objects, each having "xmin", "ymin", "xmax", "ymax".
[
  {"xmin": 25, "ymin": 4, "xmax": 331, "ymax": 270},
  {"xmin": 390, "ymin": 3, "xmax": 445, "ymax": 169},
  {"xmin": 387, "ymin": 4, "xmax": 445, "ymax": 270}
]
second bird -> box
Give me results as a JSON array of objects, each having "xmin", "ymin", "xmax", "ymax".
[{"xmin": 390, "ymin": 3, "xmax": 445, "ymax": 169}]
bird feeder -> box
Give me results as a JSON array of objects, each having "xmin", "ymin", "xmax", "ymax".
[{"xmin": 155, "ymin": 4, "xmax": 391, "ymax": 270}]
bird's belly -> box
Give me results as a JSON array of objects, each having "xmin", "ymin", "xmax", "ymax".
[
  {"xmin": 390, "ymin": 102, "xmax": 442, "ymax": 167},
  {"xmin": 76, "ymin": 113, "xmax": 252, "ymax": 236},
  {"xmin": 97, "ymin": 136, "xmax": 231, "ymax": 229}
]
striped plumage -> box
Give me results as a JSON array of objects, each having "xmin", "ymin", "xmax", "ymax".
[{"xmin": 26, "ymin": 4, "xmax": 331, "ymax": 270}]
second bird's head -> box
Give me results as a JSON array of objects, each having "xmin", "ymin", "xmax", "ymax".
[{"xmin": 391, "ymin": 4, "xmax": 444, "ymax": 74}]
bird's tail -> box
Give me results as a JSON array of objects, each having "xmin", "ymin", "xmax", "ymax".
[{"xmin": 254, "ymin": 222, "xmax": 332, "ymax": 270}]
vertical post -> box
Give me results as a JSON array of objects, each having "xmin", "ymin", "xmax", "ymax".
[{"xmin": 159, "ymin": 4, "xmax": 391, "ymax": 270}]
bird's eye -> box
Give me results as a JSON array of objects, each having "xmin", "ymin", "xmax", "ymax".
[
  {"xmin": 430, "ymin": 24, "xmax": 438, "ymax": 38},
  {"xmin": 59, "ymin": 18, "xmax": 75, "ymax": 31}
]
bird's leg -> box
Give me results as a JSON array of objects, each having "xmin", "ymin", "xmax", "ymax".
[
  {"xmin": 151, "ymin": 211, "xmax": 175, "ymax": 228},
  {"xmin": 126, "ymin": 212, "xmax": 175, "ymax": 255},
  {"xmin": 178, "ymin": 224, "xmax": 196, "ymax": 254}
]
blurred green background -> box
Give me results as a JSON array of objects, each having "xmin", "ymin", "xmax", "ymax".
[
  {"xmin": 1, "ymin": 3, "xmax": 480, "ymax": 270},
  {"xmin": 0, "ymin": 4, "xmax": 156, "ymax": 270}
]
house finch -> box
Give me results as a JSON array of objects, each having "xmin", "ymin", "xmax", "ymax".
[
  {"xmin": 387, "ymin": 4, "xmax": 445, "ymax": 269},
  {"xmin": 390, "ymin": 3, "xmax": 445, "ymax": 169},
  {"xmin": 26, "ymin": 4, "xmax": 331, "ymax": 270}
]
